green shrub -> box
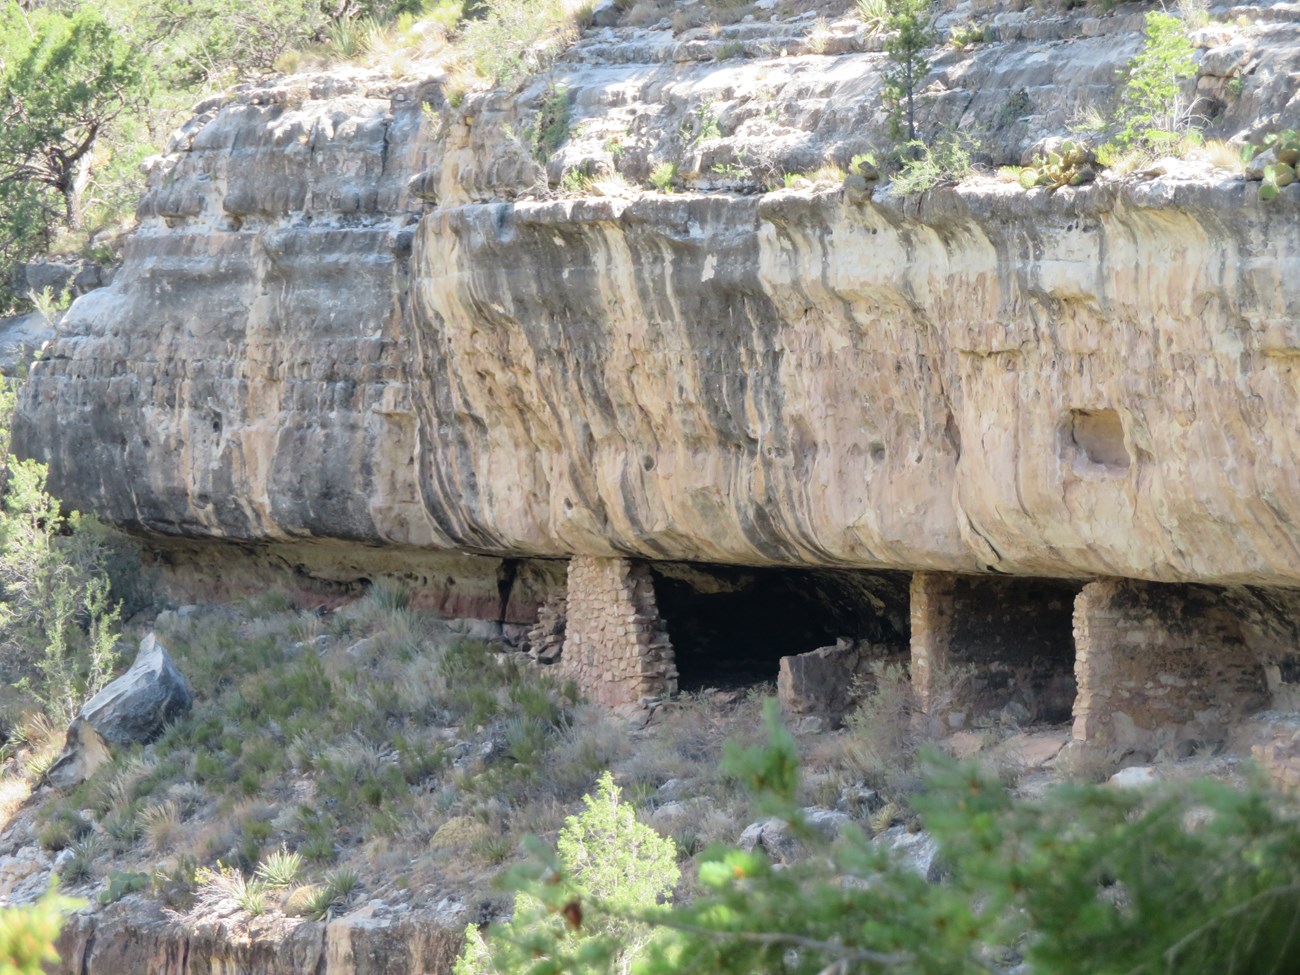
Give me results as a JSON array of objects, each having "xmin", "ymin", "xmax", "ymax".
[
  {"xmin": 0, "ymin": 887, "xmax": 83, "ymax": 974},
  {"xmin": 459, "ymin": 0, "xmax": 578, "ymax": 88},
  {"xmin": 528, "ymin": 83, "xmax": 571, "ymax": 163},
  {"xmin": 1114, "ymin": 11, "xmax": 1198, "ymax": 149},
  {"xmin": 456, "ymin": 771, "xmax": 678, "ymax": 975},
  {"xmin": 59, "ymin": 835, "xmax": 104, "ymax": 887},
  {"xmin": 37, "ymin": 808, "xmax": 91, "ymax": 852},
  {"xmin": 322, "ymin": 864, "xmax": 361, "ymax": 900},
  {"xmin": 714, "ymin": 39, "xmax": 745, "ymax": 61},
  {"xmin": 300, "ymin": 835, "xmax": 337, "ymax": 864},
  {"xmin": 648, "ymin": 162, "xmax": 677, "ymax": 193},
  {"xmin": 151, "ymin": 855, "xmax": 198, "ymax": 910},
  {"xmin": 492, "ymin": 704, "xmax": 1300, "ymax": 975},
  {"xmin": 890, "ymin": 133, "xmax": 971, "ymax": 194},
  {"xmin": 948, "ymin": 20, "xmax": 990, "ymax": 48},
  {"xmin": 0, "ymin": 439, "xmax": 125, "ymax": 724}
]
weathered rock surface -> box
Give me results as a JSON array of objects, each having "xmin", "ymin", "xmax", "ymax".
[
  {"xmin": 78, "ymin": 633, "xmax": 192, "ymax": 747},
  {"xmin": 0, "ymin": 847, "xmax": 53, "ymax": 904},
  {"xmin": 52, "ymin": 897, "xmax": 462, "ymax": 975},
  {"xmin": 0, "ymin": 312, "xmax": 54, "ymax": 376},
  {"xmin": 12, "ymin": 8, "xmax": 1300, "ymax": 588},
  {"xmin": 778, "ymin": 638, "xmax": 888, "ymax": 725},
  {"xmin": 45, "ymin": 717, "xmax": 114, "ymax": 790},
  {"xmin": 47, "ymin": 633, "xmax": 191, "ymax": 788}
]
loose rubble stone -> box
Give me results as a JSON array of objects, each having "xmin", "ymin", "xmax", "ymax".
[{"xmin": 737, "ymin": 818, "xmax": 800, "ymax": 864}]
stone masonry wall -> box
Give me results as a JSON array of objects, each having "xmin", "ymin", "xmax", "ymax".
[
  {"xmin": 910, "ymin": 572, "xmax": 1077, "ymax": 728},
  {"xmin": 910, "ymin": 573, "xmax": 958, "ymax": 719},
  {"xmin": 1072, "ymin": 579, "xmax": 1271, "ymax": 750},
  {"xmin": 559, "ymin": 556, "xmax": 677, "ymax": 709},
  {"xmin": 525, "ymin": 591, "xmax": 567, "ymax": 664}
]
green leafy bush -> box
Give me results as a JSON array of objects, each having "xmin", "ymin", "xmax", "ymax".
[
  {"xmin": 528, "ymin": 84, "xmax": 572, "ymax": 164},
  {"xmin": 0, "ymin": 886, "xmax": 82, "ymax": 974},
  {"xmin": 0, "ymin": 382, "xmax": 124, "ymax": 725},
  {"xmin": 459, "ymin": 0, "xmax": 579, "ymax": 88},
  {"xmin": 891, "ymin": 133, "xmax": 971, "ymax": 193}
]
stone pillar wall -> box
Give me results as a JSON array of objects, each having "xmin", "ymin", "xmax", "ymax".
[
  {"xmin": 910, "ymin": 572, "xmax": 1077, "ymax": 727},
  {"xmin": 909, "ymin": 572, "xmax": 957, "ymax": 715},
  {"xmin": 560, "ymin": 556, "xmax": 677, "ymax": 709},
  {"xmin": 1072, "ymin": 579, "xmax": 1270, "ymax": 749}
]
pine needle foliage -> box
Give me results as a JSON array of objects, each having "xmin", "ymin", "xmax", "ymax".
[
  {"xmin": 0, "ymin": 886, "xmax": 83, "ymax": 974},
  {"xmin": 882, "ymin": 0, "xmax": 934, "ymax": 141}
]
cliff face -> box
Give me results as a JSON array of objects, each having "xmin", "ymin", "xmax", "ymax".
[
  {"xmin": 412, "ymin": 180, "xmax": 1300, "ymax": 584},
  {"xmin": 15, "ymin": 4, "xmax": 1300, "ymax": 586},
  {"xmin": 16, "ymin": 72, "xmax": 439, "ymax": 547}
]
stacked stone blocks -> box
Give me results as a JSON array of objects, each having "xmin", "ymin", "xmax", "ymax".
[
  {"xmin": 1071, "ymin": 579, "xmax": 1269, "ymax": 749},
  {"xmin": 909, "ymin": 572, "xmax": 1077, "ymax": 728},
  {"xmin": 559, "ymin": 556, "xmax": 677, "ymax": 708}
]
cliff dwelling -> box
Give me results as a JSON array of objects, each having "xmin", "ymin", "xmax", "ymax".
[
  {"xmin": 648, "ymin": 564, "xmax": 910, "ymax": 691},
  {"xmin": 5, "ymin": 0, "xmax": 1300, "ymax": 967}
]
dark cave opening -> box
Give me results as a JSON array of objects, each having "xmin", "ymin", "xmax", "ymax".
[
  {"xmin": 650, "ymin": 563, "xmax": 911, "ymax": 692},
  {"xmin": 942, "ymin": 575, "xmax": 1082, "ymax": 725}
]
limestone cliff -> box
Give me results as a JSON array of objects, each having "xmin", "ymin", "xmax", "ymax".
[{"xmin": 14, "ymin": 3, "xmax": 1300, "ymax": 587}]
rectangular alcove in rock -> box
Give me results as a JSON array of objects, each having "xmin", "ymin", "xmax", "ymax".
[
  {"xmin": 911, "ymin": 573, "xmax": 1081, "ymax": 730},
  {"xmin": 1072, "ymin": 579, "xmax": 1300, "ymax": 752},
  {"xmin": 647, "ymin": 563, "xmax": 911, "ymax": 695}
]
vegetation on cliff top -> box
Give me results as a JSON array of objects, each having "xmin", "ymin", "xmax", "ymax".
[
  {"xmin": 0, "ymin": 0, "xmax": 1252, "ymax": 308},
  {"xmin": 0, "ymin": 0, "xmax": 606, "ymax": 313}
]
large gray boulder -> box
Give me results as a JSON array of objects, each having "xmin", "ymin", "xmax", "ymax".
[
  {"xmin": 46, "ymin": 634, "xmax": 191, "ymax": 788},
  {"xmin": 80, "ymin": 633, "xmax": 192, "ymax": 746}
]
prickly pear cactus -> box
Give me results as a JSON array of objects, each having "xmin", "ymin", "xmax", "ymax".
[{"xmin": 1019, "ymin": 139, "xmax": 1097, "ymax": 192}]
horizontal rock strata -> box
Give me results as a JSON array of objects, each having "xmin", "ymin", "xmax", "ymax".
[{"xmin": 14, "ymin": 8, "xmax": 1300, "ymax": 586}]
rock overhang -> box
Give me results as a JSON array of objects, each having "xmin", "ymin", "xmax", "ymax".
[{"xmin": 10, "ymin": 6, "xmax": 1300, "ymax": 587}]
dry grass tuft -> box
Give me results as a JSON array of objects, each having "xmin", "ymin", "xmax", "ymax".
[
  {"xmin": 138, "ymin": 799, "xmax": 183, "ymax": 853},
  {"xmin": 1189, "ymin": 139, "xmax": 1245, "ymax": 172}
]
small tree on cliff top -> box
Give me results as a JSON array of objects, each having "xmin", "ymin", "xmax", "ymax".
[
  {"xmin": 883, "ymin": 0, "xmax": 935, "ymax": 142},
  {"xmin": 1114, "ymin": 10, "xmax": 1199, "ymax": 149}
]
